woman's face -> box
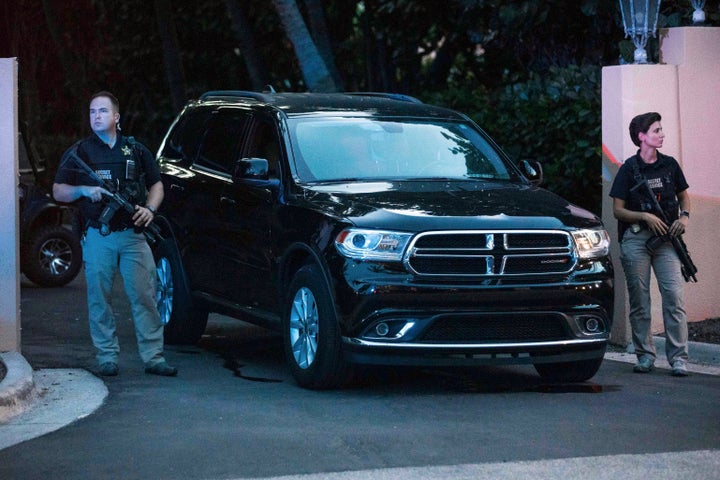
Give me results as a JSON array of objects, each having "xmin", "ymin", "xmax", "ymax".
[{"xmin": 639, "ymin": 121, "xmax": 665, "ymax": 149}]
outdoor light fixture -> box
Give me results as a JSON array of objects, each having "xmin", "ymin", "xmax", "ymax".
[
  {"xmin": 619, "ymin": 0, "xmax": 662, "ymax": 64},
  {"xmin": 691, "ymin": 0, "xmax": 706, "ymax": 24}
]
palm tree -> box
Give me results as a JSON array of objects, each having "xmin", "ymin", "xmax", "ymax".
[{"xmin": 271, "ymin": 0, "xmax": 339, "ymax": 92}]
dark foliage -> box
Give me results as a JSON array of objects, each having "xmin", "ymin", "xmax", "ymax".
[{"xmin": 1, "ymin": 0, "xmax": 718, "ymax": 210}]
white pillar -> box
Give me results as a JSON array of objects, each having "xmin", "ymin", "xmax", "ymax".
[
  {"xmin": 0, "ymin": 58, "xmax": 20, "ymax": 352},
  {"xmin": 602, "ymin": 64, "xmax": 680, "ymax": 346},
  {"xmin": 660, "ymin": 27, "xmax": 720, "ymax": 323},
  {"xmin": 602, "ymin": 27, "xmax": 720, "ymax": 346}
]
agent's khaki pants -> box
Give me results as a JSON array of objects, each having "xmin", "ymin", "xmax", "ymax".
[
  {"xmin": 82, "ymin": 227, "xmax": 165, "ymax": 367},
  {"xmin": 620, "ymin": 228, "xmax": 688, "ymax": 364}
]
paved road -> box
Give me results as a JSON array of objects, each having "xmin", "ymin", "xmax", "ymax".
[{"xmin": 1, "ymin": 273, "xmax": 719, "ymax": 479}]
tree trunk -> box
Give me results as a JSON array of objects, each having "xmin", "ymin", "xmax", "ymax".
[
  {"xmin": 301, "ymin": 0, "xmax": 343, "ymax": 90},
  {"xmin": 224, "ymin": 0, "xmax": 269, "ymax": 91},
  {"xmin": 271, "ymin": 0, "xmax": 339, "ymax": 92},
  {"xmin": 153, "ymin": 0, "xmax": 187, "ymax": 113},
  {"xmin": 40, "ymin": 0, "xmax": 87, "ymax": 93}
]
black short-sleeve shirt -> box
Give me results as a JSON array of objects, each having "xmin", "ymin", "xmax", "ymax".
[
  {"xmin": 55, "ymin": 134, "xmax": 160, "ymax": 227},
  {"xmin": 609, "ymin": 151, "xmax": 689, "ymax": 240}
]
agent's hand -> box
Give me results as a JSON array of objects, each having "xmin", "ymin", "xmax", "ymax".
[
  {"xmin": 132, "ymin": 205, "xmax": 155, "ymax": 227},
  {"xmin": 642, "ymin": 212, "xmax": 668, "ymax": 236},
  {"xmin": 668, "ymin": 216, "xmax": 688, "ymax": 238},
  {"xmin": 81, "ymin": 185, "xmax": 111, "ymax": 203}
]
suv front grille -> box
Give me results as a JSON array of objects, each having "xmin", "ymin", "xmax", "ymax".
[
  {"xmin": 405, "ymin": 230, "xmax": 576, "ymax": 277},
  {"xmin": 418, "ymin": 313, "xmax": 568, "ymax": 343}
]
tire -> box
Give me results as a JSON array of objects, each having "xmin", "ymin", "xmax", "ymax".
[
  {"xmin": 22, "ymin": 225, "xmax": 82, "ymax": 287},
  {"xmin": 283, "ymin": 264, "xmax": 350, "ymax": 389},
  {"xmin": 533, "ymin": 347, "xmax": 606, "ymax": 383},
  {"xmin": 154, "ymin": 239, "xmax": 208, "ymax": 345}
]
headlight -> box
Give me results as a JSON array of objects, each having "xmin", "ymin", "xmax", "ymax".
[
  {"xmin": 335, "ymin": 228, "xmax": 412, "ymax": 261},
  {"xmin": 572, "ymin": 228, "xmax": 610, "ymax": 259}
]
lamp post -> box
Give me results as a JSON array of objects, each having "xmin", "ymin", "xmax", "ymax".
[
  {"xmin": 619, "ymin": 0, "xmax": 662, "ymax": 64},
  {"xmin": 691, "ymin": 0, "xmax": 706, "ymax": 24}
]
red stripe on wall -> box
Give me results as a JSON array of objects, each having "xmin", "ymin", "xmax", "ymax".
[{"xmin": 602, "ymin": 144, "xmax": 622, "ymax": 166}]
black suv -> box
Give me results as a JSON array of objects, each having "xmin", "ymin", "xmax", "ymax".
[{"xmin": 154, "ymin": 91, "xmax": 613, "ymax": 389}]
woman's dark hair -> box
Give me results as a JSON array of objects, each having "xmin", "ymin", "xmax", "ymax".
[{"xmin": 629, "ymin": 112, "xmax": 661, "ymax": 147}]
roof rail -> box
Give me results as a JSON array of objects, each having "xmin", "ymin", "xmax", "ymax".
[
  {"xmin": 345, "ymin": 92, "xmax": 423, "ymax": 104},
  {"xmin": 198, "ymin": 90, "xmax": 423, "ymax": 104},
  {"xmin": 199, "ymin": 90, "xmax": 272, "ymax": 102}
]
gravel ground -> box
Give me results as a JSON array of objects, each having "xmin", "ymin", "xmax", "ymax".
[{"xmin": 687, "ymin": 317, "xmax": 720, "ymax": 345}]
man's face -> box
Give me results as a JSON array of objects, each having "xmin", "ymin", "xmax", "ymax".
[{"xmin": 89, "ymin": 96, "xmax": 118, "ymax": 135}]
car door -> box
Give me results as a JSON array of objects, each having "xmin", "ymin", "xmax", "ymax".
[
  {"xmin": 158, "ymin": 104, "xmax": 213, "ymax": 227},
  {"xmin": 181, "ymin": 107, "xmax": 252, "ymax": 299},
  {"xmin": 217, "ymin": 113, "xmax": 283, "ymax": 317}
]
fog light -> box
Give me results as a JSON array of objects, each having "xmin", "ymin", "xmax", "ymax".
[
  {"xmin": 375, "ymin": 322, "xmax": 390, "ymax": 337},
  {"xmin": 585, "ymin": 317, "xmax": 600, "ymax": 333}
]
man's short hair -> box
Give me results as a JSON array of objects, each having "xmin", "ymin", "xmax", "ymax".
[
  {"xmin": 629, "ymin": 112, "xmax": 661, "ymax": 147},
  {"xmin": 90, "ymin": 91, "xmax": 120, "ymax": 112}
]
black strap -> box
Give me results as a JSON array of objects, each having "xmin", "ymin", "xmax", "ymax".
[
  {"xmin": 628, "ymin": 155, "xmax": 643, "ymax": 184},
  {"xmin": 125, "ymin": 136, "xmax": 145, "ymax": 180}
]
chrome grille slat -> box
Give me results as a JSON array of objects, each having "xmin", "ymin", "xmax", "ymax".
[{"xmin": 405, "ymin": 230, "xmax": 576, "ymax": 277}]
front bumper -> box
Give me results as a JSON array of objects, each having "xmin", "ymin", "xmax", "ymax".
[
  {"xmin": 340, "ymin": 308, "xmax": 610, "ymax": 367},
  {"xmin": 343, "ymin": 338, "xmax": 608, "ymax": 367},
  {"xmin": 331, "ymin": 257, "xmax": 613, "ymax": 367}
]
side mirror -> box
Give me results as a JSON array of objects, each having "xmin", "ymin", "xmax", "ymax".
[
  {"xmin": 521, "ymin": 160, "xmax": 543, "ymax": 186},
  {"xmin": 233, "ymin": 158, "xmax": 269, "ymax": 181}
]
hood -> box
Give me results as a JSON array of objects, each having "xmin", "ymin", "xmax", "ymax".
[{"xmin": 297, "ymin": 180, "xmax": 602, "ymax": 232}]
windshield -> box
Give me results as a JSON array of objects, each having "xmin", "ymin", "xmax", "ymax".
[{"xmin": 288, "ymin": 118, "xmax": 519, "ymax": 183}]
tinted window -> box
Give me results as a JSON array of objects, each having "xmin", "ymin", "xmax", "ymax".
[
  {"xmin": 161, "ymin": 106, "xmax": 213, "ymax": 162},
  {"xmin": 195, "ymin": 109, "xmax": 251, "ymax": 174},
  {"xmin": 245, "ymin": 117, "xmax": 281, "ymax": 178},
  {"xmin": 289, "ymin": 118, "xmax": 516, "ymax": 182}
]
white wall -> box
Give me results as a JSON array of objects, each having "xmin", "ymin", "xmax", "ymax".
[{"xmin": 0, "ymin": 58, "xmax": 20, "ymax": 352}]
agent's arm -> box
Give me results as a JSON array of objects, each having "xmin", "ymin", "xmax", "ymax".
[{"xmin": 53, "ymin": 183, "xmax": 109, "ymax": 203}]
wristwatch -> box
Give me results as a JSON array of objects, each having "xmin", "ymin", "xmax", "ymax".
[
  {"xmin": 680, "ymin": 210, "xmax": 690, "ymax": 218},
  {"xmin": 146, "ymin": 205, "xmax": 157, "ymax": 215}
]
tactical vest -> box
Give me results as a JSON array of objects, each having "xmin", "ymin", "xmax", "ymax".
[
  {"xmin": 626, "ymin": 155, "xmax": 680, "ymax": 224},
  {"xmin": 122, "ymin": 136, "xmax": 147, "ymax": 207}
]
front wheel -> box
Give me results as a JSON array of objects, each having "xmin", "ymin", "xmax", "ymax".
[
  {"xmin": 154, "ymin": 239, "xmax": 208, "ymax": 345},
  {"xmin": 283, "ymin": 264, "xmax": 350, "ymax": 389}
]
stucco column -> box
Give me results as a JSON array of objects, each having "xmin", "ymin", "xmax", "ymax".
[
  {"xmin": 0, "ymin": 58, "xmax": 20, "ymax": 352},
  {"xmin": 659, "ymin": 27, "xmax": 720, "ymax": 323},
  {"xmin": 602, "ymin": 27, "xmax": 720, "ymax": 346},
  {"xmin": 602, "ymin": 64, "xmax": 679, "ymax": 346}
]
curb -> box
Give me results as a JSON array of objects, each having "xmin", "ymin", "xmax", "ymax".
[
  {"xmin": 616, "ymin": 336, "xmax": 720, "ymax": 366},
  {"xmin": 0, "ymin": 352, "xmax": 37, "ymax": 423},
  {"xmin": 665, "ymin": 336, "xmax": 720, "ymax": 366}
]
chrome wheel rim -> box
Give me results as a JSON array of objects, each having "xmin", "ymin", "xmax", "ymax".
[
  {"xmin": 156, "ymin": 257, "xmax": 173, "ymax": 326},
  {"xmin": 38, "ymin": 238, "xmax": 73, "ymax": 276},
  {"xmin": 289, "ymin": 287, "xmax": 319, "ymax": 369}
]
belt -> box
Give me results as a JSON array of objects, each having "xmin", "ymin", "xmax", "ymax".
[{"xmin": 87, "ymin": 219, "xmax": 131, "ymax": 233}]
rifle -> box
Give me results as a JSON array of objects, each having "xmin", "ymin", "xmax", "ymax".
[
  {"xmin": 630, "ymin": 178, "xmax": 698, "ymax": 282},
  {"xmin": 62, "ymin": 147, "xmax": 164, "ymax": 245}
]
